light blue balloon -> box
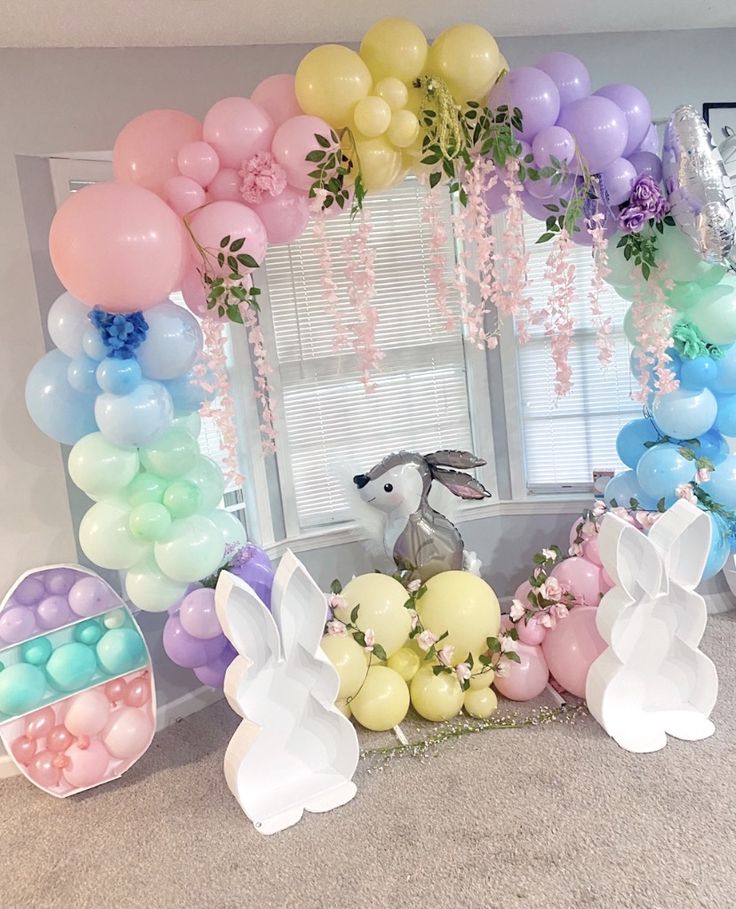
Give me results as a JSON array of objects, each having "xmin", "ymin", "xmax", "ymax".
[
  {"xmin": 67, "ymin": 355, "xmax": 100, "ymax": 394},
  {"xmin": 96, "ymin": 358, "xmax": 142, "ymax": 395},
  {"xmin": 164, "ymin": 368, "xmax": 217, "ymax": 415},
  {"xmin": 82, "ymin": 327, "xmax": 107, "ymax": 361},
  {"xmin": 0, "ymin": 663, "xmax": 46, "ymax": 716},
  {"xmin": 711, "ymin": 345, "xmax": 736, "ymax": 394},
  {"xmin": 680, "ymin": 356, "xmax": 718, "ymax": 391},
  {"xmin": 699, "ymin": 454, "xmax": 736, "ymax": 509},
  {"xmin": 136, "ymin": 302, "xmax": 203, "ymax": 380},
  {"xmin": 636, "ymin": 443, "xmax": 696, "ymax": 500},
  {"xmin": 714, "ymin": 393, "xmax": 736, "ymax": 438},
  {"xmin": 96, "ymin": 628, "xmax": 146, "ymax": 676},
  {"xmin": 651, "ymin": 386, "xmax": 717, "ymax": 440},
  {"xmin": 702, "ymin": 512, "xmax": 730, "ymax": 580},
  {"xmin": 94, "ymin": 381, "xmax": 174, "ymax": 447},
  {"xmin": 604, "ymin": 469, "xmax": 658, "ymax": 510},
  {"xmin": 25, "ymin": 349, "xmax": 97, "ymax": 445},
  {"xmin": 616, "ymin": 418, "xmax": 661, "ymax": 469},
  {"xmin": 698, "ymin": 428, "xmax": 730, "ymax": 466},
  {"xmin": 45, "ymin": 641, "xmax": 97, "ymax": 692},
  {"xmin": 47, "ymin": 292, "xmax": 90, "ymax": 359}
]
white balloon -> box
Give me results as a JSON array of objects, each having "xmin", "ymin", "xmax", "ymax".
[
  {"xmin": 47, "ymin": 292, "xmax": 90, "ymax": 358},
  {"xmin": 208, "ymin": 508, "xmax": 247, "ymax": 550}
]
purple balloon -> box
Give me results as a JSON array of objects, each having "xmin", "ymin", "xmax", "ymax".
[
  {"xmin": 532, "ymin": 126, "xmax": 576, "ymax": 167},
  {"xmin": 44, "ymin": 568, "xmax": 79, "ymax": 596},
  {"xmin": 68, "ymin": 576, "xmax": 113, "ymax": 617},
  {"xmin": 0, "ymin": 607, "xmax": 38, "ymax": 644},
  {"xmin": 519, "ymin": 189, "xmax": 555, "ymax": 222},
  {"xmin": 229, "ymin": 545, "xmax": 275, "ymax": 609},
  {"xmin": 600, "ymin": 157, "xmax": 637, "ymax": 205},
  {"xmin": 36, "ymin": 595, "xmax": 74, "ymax": 630},
  {"xmin": 635, "ymin": 123, "xmax": 659, "ymax": 155},
  {"xmin": 535, "ymin": 52, "xmax": 591, "ymax": 107},
  {"xmin": 628, "ymin": 151, "xmax": 663, "ymax": 183},
  {"xmin": 193, "ymin": 643, "xmax": 237, "ymax": 688},
  {"xmin": 557, "ymin": 96, "xmax": 628, "ymax": 175},
  {"xmin": 526, "ymin": 173, "xmax": 574, "ymax": 201},
  {"xmin": 163, "ymin": 613, "xmax": 229, "ymax": 669},
  {"xmin": 594, "ymin": 84, "xmax": 651, "ymax": 156},
  {"xmin": 483, "ymin": 174, "xmax": 508, "ymax": 213},
  {"xmin": 13, "ymin": 576, "xmax": 46, "ymax": 606},
  {"xmin": 179, "ymin": 588, "xmax": 221, "ymax": 640},
  {"xmin": 488, "ymin": 66, "xmax": 560, "ymax": 143}
]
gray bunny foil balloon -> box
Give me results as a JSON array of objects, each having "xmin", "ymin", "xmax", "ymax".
[{"xmin": 353, "ymin": 449, "xmax": 491, "ymax": 581}]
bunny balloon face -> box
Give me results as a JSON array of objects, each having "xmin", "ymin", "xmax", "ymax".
[{"xmin": 354, "ymin": 457, "xmax": 428, "ymax": 517}]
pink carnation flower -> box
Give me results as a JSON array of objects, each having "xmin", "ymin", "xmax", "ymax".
[{"xmin": 239, "ymin": 152, "xmax": 287, "ymax": 204}]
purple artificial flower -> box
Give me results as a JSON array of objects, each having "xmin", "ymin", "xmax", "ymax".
[
  {"xmin": 618, "ymin": 204, "xmax": 648, "ymax": 234},
  {"xmin": 629, "ymin": 174, "xmax": 671, "ymax": 220}
]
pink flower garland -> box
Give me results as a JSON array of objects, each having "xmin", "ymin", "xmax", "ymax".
[
  {"xmin": 243, "ymin": 305, "xmax": 277, "ymax": 453},
  {"xmin": 494, "ymin": 158, "xmax": 533, "ymax": 331},
  {"xmin": 586, "ymin": 213, "xmax": 615, "ymax": 368},
  {"xmin": 311, "ymin": 195, "xmax": 349, "ymax": 351},
  {"xmin": 539, "ymin": 228, "xmax": 576, "ymax": 398},
  {"xmin": 342, "ymin": 208, "xmax": 382, "ymax": 390},
  {"xmin": 630, "ymin": 265, "xmax": 678, "ymax": 400},
  {"xmin": 421, "ymin": 179, "xmax": 457, "ymax": 333}
]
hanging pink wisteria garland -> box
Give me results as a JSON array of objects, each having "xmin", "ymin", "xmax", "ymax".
[
  {"xmin": 311, "ymin": 194, "xmax": 350, "ymax": 352},
  {"xmin": 586, "ymin": 213, "xmax": 615, "ymax": 368},
  {"xmin": 343, "ymin": 208, "xmax": 382, "ymax": 391},
  {"xmin": 538, "ymin": 228, "xmax": 576, "ymax": 399},
  {"xmin": 630, "ymin": 266, "xmax": 678, "ymax": 401}
]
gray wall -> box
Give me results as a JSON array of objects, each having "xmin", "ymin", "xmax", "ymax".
[{"xmin": 1, "ymin": 27, "xmax": 734, "ymax": 708}]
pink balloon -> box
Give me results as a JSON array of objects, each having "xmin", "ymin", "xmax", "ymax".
[
  {"xmin": 47, "ymin": 725, "xmax": 74, "ymax": 753},
  {"xmin": 551, "ymin": 556, "xmax": 605, "ymax": 607},
  {"xmin": 493, "ymin": 642, "xmax": 549, "ymax": 701},
  {"xmin": 272, "ymin": 115, "xmax": 336, "ymax": 191},
  {"xmin": 64, "ymin": 689, "xmax": 111, "ymax": 737},
  {"xmin": 252, "ymin": 186, "xmax": 310, "ymax": 244},
  {"xmin": 104, "ymin": 679, "xmax": 127, "ymax": 705},
  {"xmin": 251, "ymin": 74, "xmax": 303, "ymax": 129},
  {"xmin": 103, "ymin": 707, "xmax": 154, "ymax": 759},
  {"xmin": 516, "ymin": 615, "xmax": 547, "ymax": 646},
  {"xmin": 187, "ymin": 201, "xmax": 267, "ymax": 275},
  {"xmin": 541, "ymin": 606, "xmax": 606, "ymax": 698},
  {"xmin": 177, "ymin": 141, "xmax": 220, "ymax": 187},
  {"xmin": 11, "ymin": 735, "xmax": 37, "ymax": 765},
  {"xmin": 63, "ymin": 739, "xmax": 111, "ymax": 789},
  {"xmin": 25, "ymin": 706, "xmax": 56, "ymax": 740},
  {"xmin": 203, "ymin": 97, "xmax": 274, "ymax": 170},
  {"xmin": 27, "ymin": 750, "xmax": 63, "ymax": 789},
  {"xmin": 601, "ymin": 568, "xmax": 616, "ymax": 592},
  {"xmin": 207, "ymin": 168, "xmax": 243, "ymax": 202},
  {"xmin": 123, "ymin": 675, "xmax": 152, "ymax": 708},
  {"xmin": 113, "ymin": 109, "xmax": 202, "ymax": 196},
  {"xmin": 583, "ymin": 535, "xmax": 602, "ymax": 566},
  {"xmin": 513, "ymin": 579, "xmax": 532, "ymax": 604},
  {"xmin": 164, "ymin": 176, "xmax": 206, "ymax": 217},
  {"xmin": 49, "ymin": 182, "xmax": 186, "ymax": 313}
]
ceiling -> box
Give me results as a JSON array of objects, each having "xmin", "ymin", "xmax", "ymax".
[{"xmin": 2, "ymin": 0, "xmax": 735, "ymax": 47}]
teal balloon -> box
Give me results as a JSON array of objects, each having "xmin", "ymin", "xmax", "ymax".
[
  {"xmin": 20, "ymin": 637, "xmax": 53, "ymax": 666},
  {"xmin": 714, "ymin": 394, "xmax": 736, "ymax": 438},
  {"xmin": 45, "ymin": 642, "xmax": 97, "ymax": 692},
  {"xmin": 96, "ymin": 628, "xmax": 146, "ymax": 676},
  {"xmin": 182, "ymin": 457, "xmax": 225, "ymax": 512},
  {"xmin": 25, "ymin": 349, "xmax": 97, "ymax": 445},
  {"xmin": 666, "ymin": 281, "xmax": 701, "ymax": 312},
  {"xmin": 0, "ymin": 663, "xmax": 46, "ymax": 716},
  {"xmin": 604, "ymin": 469, "xmax": 658, "ymax": 510},
  {"xmin": 623, "ymin": 306, "xmax": 638, "ymax": 345},
  {"xmin": 699, "ymin": 454, "xmax": 736, "ymax": 509},
  {"xmin": 73, "ymin": 619, "xmax": 104, "ymax": 646},
  {"xmin": 616, "ymin": 419, "xmax": 660, "ymax": 469},
  {"xmin": 651, "ymin": 387, "xmax": 717, "ymax": 439},
  {"xmin": 636, "ymin": 444, "xmax": 696, "ymax": 501},
  {"xmin": 710, "ymin": 345, "xmax": 736, "ymax": 394},
  {"xmin": 689, "ymin": 275, "xmax": 736, "ymax": 346},
  {"xmin": 702, "ymin": 512, "xmax": 730, "ymax": 580}
]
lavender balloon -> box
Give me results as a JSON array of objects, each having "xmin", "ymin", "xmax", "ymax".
[
  {"xmin": 179, "ymin": 588, "xmax": 221, "ymax": 640},
  {"xmin": 36, "ymin": 595, "xmax": 74, "ymax": 630},
  {"xmin": 193, "ymin": 643, "xmax": 237, "ymax": 688},
  {"xmin": 532, "ymin": 126, "xmax": 576, "ymax": 167},
  {"xmin": 628, "ymin": 151, "xmax": 663, "ymax": 184},
  {"xmin": 44, "ymin": 568, "xmax": 79, "ymax": 596},
  {"xmin": 535, "ymin": 52, "xmax": 591, "ymax": 107},
  {"xmin": 13, "ymin": 576, "xmax": 46, "ymax": 606},
  {"xmin": 488, "ymin": 66, "xmax": 560, "ymax": 143},
  {"xmin": 601, "ymin": 157, "xmax": 637, "ymax": 205},
  {"xmin": 595, "ymin": 84, "xmax": 651, "ymax": 157},
  {"xmin": 227, "ymin": 544, "xmax": 275, "ymax": 609},
  {"xmin": 636, "ymin": 123, "xmax": 660, "ymax": 155},
  {"xmin": 163, "ymin": 614, "xmax": 229, "ymax": 669},
  {"xmin": 0, "ymin": 607, "xmax": 38, "ymax": 644},
  {"xmin": 557, "ymin": 96, "xmax": 628, "ymax": 174}
]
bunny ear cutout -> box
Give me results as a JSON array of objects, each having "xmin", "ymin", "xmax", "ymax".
[
  {"xmin": 215, "ymin": 570, "xmax": 282, "ymax": 672},
  {"xmin": 599, "ymin": 513, "xmax": 665, "ymax": 600},
  {"xmin": 270, "ymin": 549, "xmax": 327, "ymax": 662},
  {"xmin": 648, "ymin": 498, "xmax": 712, "ymax": 590},
  {"xmin": 425, "ymin": 450, "xmax": 487, "ymax": 470},
  {"xmin": 430, "ymin": 467, "xmax": 492, "ymax": 500}
]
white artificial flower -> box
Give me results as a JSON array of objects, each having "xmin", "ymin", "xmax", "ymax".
[
  {"xmin": 509, "ymin": 599, "xmax": 525, "ymax": 622},
  {"xmin": 675, "ymin": 483, "xmax": 696, "ymax": 503},
  {"xmin": 407, "ymin": 578, "xmax": 422, "ymax": 594},
  {"xmin": 500, "ymin": 634, "xmax": 518, "ymax": 654},
  {"xmin": 437, "ymin": 645, "xmax": 455, "ymax": 667},
  {"xmin": 326, "ymin": 620, "xmax": 347, "ymax": 637},
  {"xmin": 417, "ymin": 629, "xmax": 438, "ymax": 651},
  {"xmin": 541, "ymin": 548, "xmax": 557, "ymax": 562},
  {"xmin": 455, "ymin": 662, "xmax": 472, "ymax": 682},
  {"xmin": 363, "ymin": 628, "xmax": 376, "ymax": 652}
]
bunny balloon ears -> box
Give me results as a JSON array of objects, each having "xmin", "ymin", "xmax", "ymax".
[{"xmin": 423, "ymin": 450, "xmax": 493, "ymax": 500}]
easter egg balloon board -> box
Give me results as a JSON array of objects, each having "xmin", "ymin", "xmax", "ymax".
[{"xmin": 0, "ymin": 565, "xmax": 155, "ymax": 797}]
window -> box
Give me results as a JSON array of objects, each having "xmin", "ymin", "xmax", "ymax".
[{"xmin": 503, "ymin": 214, "xmax": 640, "ymax": 495}]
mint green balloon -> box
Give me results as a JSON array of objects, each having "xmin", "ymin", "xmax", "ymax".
[
  {"xmin": 140, "ymin": 427, "xmax": 199, "ymax": 479},
  {"xmin": 0, "ymin": 663, "xmax": 46, "ymax": 716},
  {"xmin": 690, "ymin": 276, "xmax": 736, "ymax": 345},
  {"xmin": 163, "ymin": 480, "xmax": 201, "ymax": 518},
  {"xmin": 207, "ymin": 508, "xmax": 247, "ymax": 549},
  {"xmin": 154, "ymin": 515, "xmax": 225, "ymax": 582},
  {"xmin": 126, "ymin": 472, "xmax": 168, "ymax": 507},
  {"xmin": 666, "ymin": 281, "xmax": 702, "ymax": 312},
  {"xmin": 657, "ymin": 224, "xmax": 726, "ymax": 285},
  {"xmin": 183, "ymin": 457, "xmax": 225, "ymax": 512},
  {"xmin": 172, "ymin": 412, "xmax": 202, "ymax": 438},
  {"xmin": 45, "ymin": 642, "xmax": 96, "ymax": 693},
  {"xmin": 624, "ymin": 306, "xmax": 638, "ymax": 346},
  {"xmin": 129, "ymin": 502, "xmax": 172, "ymax": 541},
  {"xmin": 605, "ymin": 232, "xmax": 637, "ymax": 288},
  {"xmin": 68, "ymin": 432, "xmax": 140, "ymax": 500},
  {"xmin": 20, "ymin": 637, "xmax": 53, "ymax": 666},
  {"xmin": 79, "ymin": 499, "xmax": 149, "ymax": 570},
  {"xmin": 125, "ymin": 554, "xmax": 188, "ymax": 612}
]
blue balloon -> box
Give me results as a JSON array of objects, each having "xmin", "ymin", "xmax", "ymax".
[
  {"xmin": 25, "ymin": 349, "xmax": 97, "ymax": 445},
  {"xmin": 702, "ymin": 512, "xmax": 730, "ymax": 580},
  {"xmin": 67, "ymin": 355, "xmax": 100, "ymax": 395},
  {"xmin": 711, "ymin": 344, "xmax": 736, "ymax": 394},
  {"xmin": 651, "ymin": 386, "xmax": 717, "ymax": 440},
  {"xmin": 636, "ymin": 443, "xmax": 696, "ymax": 500},
  {"xmin": 699, "ymin": 454, "xmax": 736, "ymax": 509},
  {"xmin": 135, "ymin": 302, "xmax": 203, "ymax": 380},
  {"xmin": 698, "ymin": 428, "xmax": 730, "ymax": 466},
  {"xmin": 604, "ymin": 469, "xmax": 658, "ymax": 510},
  {"xmin": 616, "ymin": 418, "xmax": 661, "ymax": 469},
  {"xmin": 164, "ymin": 369, "xmax": 217, "ymax": 415},
  {"xmin": 96, "ymin": 628, "xmax": 146, "ymax": 676},
  {"xmin": 96, "ymin": 357, "xmax": 142, "ymax": 395},
  {"xmin": 715, "ymin": 393, "xmax": 736, "ymax": 438},
  {"xmin": 82, "ymin": 327, "xmax": 107, "ymax": 361},
  {"xmin": 94, "ymin": 381, "xmax": 174, "ymax": 447},
  {"xmin": 680, "ymin": 356, "xmax": 718, "ymax": 391}
]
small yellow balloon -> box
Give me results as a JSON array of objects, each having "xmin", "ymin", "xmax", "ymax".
[
  {"xmin": 335, "ymin": 573, "xmax": 411, "ymax": 657},
  {"xmin": 350, "ymin": 666, "xmax": 410, "ymax": 731},
  {"xmin": 353, "ymin": 135, "xmax": 405, "ymax": 193},
  {"xmin": 387, "ymin": 110, "xmax": 420, "ymax": 149},
  {"xmin": 387, "ymin": 646, "xmax": 422, "ymax": 682},
  {"xmin": 336, "ymin": 698, "xmax": 352, "ymax": 718},
  {"xmin": 320, "ymin": 634, "xmax": 368, "ymax": 699},
  {"xmin": 353, "ymin": 95, "xmax": 392, "ymax": 138},
  {"xmin": 375, "ymin": 77, "xmax": 409, "ymax": 111},
  {"xmin": 468, "ymin": 667, "xmax": 495, "ymax": 690},
  {"xmin": 410, "ymin": 665, "xmax": 464, "ymax": 722},
  {"xmin": 464, "ymin": 687, "xmax": 498, "ymax": 719},
  {"xmin": 359, "ymin": 17, "xmax": 428, "ymax": 83},
  {"xmin": 427, "ymin": 24, "xmax": 501, "ymax": 101},
  {"xmin": 295, "ymin": 44, "xmax": 372, "ymax": 128}
]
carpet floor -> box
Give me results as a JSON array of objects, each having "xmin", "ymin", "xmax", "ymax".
[{"xmin": 1, "ymin": 614, "xmax": 735, "ymax": 909}]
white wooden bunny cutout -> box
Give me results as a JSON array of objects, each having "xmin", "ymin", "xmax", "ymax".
[
  {"xmin": 215, "ymin": 550, "xmax": 359, "ymax": 835},
  {"xmin": 586, "ymin": 499, "xmax": 718, "ymax": 753}
]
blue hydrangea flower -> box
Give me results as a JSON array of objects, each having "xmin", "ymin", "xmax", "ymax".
[{"xmin": 88, "ymin": 309, "xmax": 149, "ymax": 360}]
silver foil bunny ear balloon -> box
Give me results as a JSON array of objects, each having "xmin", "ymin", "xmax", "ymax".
[{"xmin": 662, "ymin": 104, "xmax": 736, "ymax": 265}]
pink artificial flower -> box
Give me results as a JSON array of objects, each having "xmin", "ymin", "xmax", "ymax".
[
  {"xmin": 327, "ymin": 620, "xmax": 347, "ymax": 637},
  {"xmin": 363, "ymin": 628, "xmax": 376, "ymax": 652},
  {"xmin": 409, "ymin": 609, "xmax": 420, "ymax": 630},
  {"xmin": 696, "ymin": 468, "xmax": 711, "ymax": 484},
  {"xmin": 551, "ymin": 604, "xmax": 569, "ymax": 620},
  {"xmin": 612, "ymin": 506, "xmax": 635, "ymax": 523},
  {"xmin": 417, "ymin": 629, "xmax": 439, "ymax": 651},
  {"xmin": 593, "ymin": 501, "xmax": 606, "ymax": 517},
  {"xmin": 568, "ymin": 542, "xmax": 584, "ymax": 557},
  {"xmin": 539, "ymin": 577, "xmax": 562, "ymax": 603},
  {"xmin": 533, "ymin": 566, "xmax": 544, "ymax": 580},
  {"xmin": 239, "ymin": 152, "xmax": 287, "ymax": 204},
  {"xmin": 581, "ymin": 521, "xmax": 597, "ymax": 539},
  {"xmin": 509, "ymin": 599, "xmax": 525, "ymax": 622},
  {"xmin": 437, "ymin": 645, "xmax": 455, "ymax": 667},
  {"xmin": 327, "ymin": 593, "xmax": 347, "ymax": 613},
  {"xmin": 637, "ymin": 511, "xmax": 662, "ymax": 529},
  {"xmin": 455, "ymin": 662, "xmax": 472, "ymax": 683},
  {"xmin": 539, "ymin": 612, "xmax": 556, "ymax": 629},
  {"xmin": 676, "ymin": 483, "xmax": 696, "ymax": 504},
  {"xmin": 407, "ymin": 578, "xmax": 422, "ymax": 594}
]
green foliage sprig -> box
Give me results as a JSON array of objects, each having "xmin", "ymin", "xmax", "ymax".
[
  {"xmin": 616, "ymin": 215, "xmax": 676, "ymax": 281},
  {"xmin": 307, "ymin": 130, "xmax": 366, "ymax": 217}
]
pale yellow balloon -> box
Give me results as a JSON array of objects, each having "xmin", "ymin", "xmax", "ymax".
[
  {"xmin": 336, "ymin": 698, "xmax": 352, "ymax": 718},
  {"xmin": 468, "ymin": 667, "xmax": 495, "ymax": 690},
  {"xmin": 295, "ymin": 44, "xmax": 372, "ymax": 128},
  {"xmin": 387, "ymin": 110, "xmax": 420, "ymax": 148},
  {"xmin": 464, "ymin": 687, "xmax": 498, "ymax": 719},
  {"xmin": 359, "ymin": 17, "xmax": 428, "ymax": 83},
  {"xmin": 375, "ymin": 77, "xmax": 409, "ymax": 111},
  {"xmin": 335, "ymin": 573, "xmax": 411, "ymax": 657},
  {"xmin": 410, "ymin": 664, "xmax": 464, "ymax": 722},
  {"xmin": 405, "ymin": 84, "xmax": 425, "ymax": 115},
  {"xmin": 320, "ymin": 634, "xmax": 368, "ymax": 699},
  {"xmin": 387, "ymin": 646, "xmax": 422, "ymax": 682},
  {"xmin": 417, "ymin": 571, "xmax": 500, "ymax": 666},
  {"xmin": 350, "ymin": 666, "xmax": 410, "ymax": 731},
  {"xmin": 353, "ymin": 134, "xmax": 405, "ymax": 193},
  {"xmin": 427, "ymin": 24, "xmax": 501, "ymax": 101},
  {"xmin": 353, "ymin": 95, "xmax": 392, "ymax": 138}
]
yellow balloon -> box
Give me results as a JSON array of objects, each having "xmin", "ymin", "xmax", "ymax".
[
  {"xmin": 375, "ymin": 77, "xmax": 409, "ymax": 111},
  {"xmin": 464, "ymin": 687, "xmax": 498, "ymax": 719},
  {"xmin": 320, "ymin": 634, "xmax": 369, "ymax": 699},
  {"xmin": 353, "ymin": 96, "xmax": 392, "ymax": 138},
  {"xmin": 295, "ymin": 44, "xmax": 372, "ymax": 128},
  {"xmin": 410, "ymin": 665, "xmax": 464, "ymax": 722},
  {"xmin": 350, "ymin": 666, "xmax": 410, "ymax": 731},
  {"xmin": 427, "ymin": 24, "xmax": 501, "ymax": 101},
  {"xmin": 417, "ymin": 571, "xmax": 500, "ymax": 666},
  {"xmin": 353, "ymin": 134, "xmax": 405, "ymax": 192},
  {"xmin": 335, "ymin": 573, "xmax": 411, "ymax": 656},
  {"xmin": 359, "ymin": 17, "xmax": 428, "ymax": 83},
  {"xmin": 405, "ymin": 84, "xmax": 424, "ymax": 115},
  {"xmin": 387, "ymin": 646, "xmax": 422, "ymax": 682},
  {"xmin": 336, "ymin": 698, "xmax": 352, "ymax": 718},
  {"xmin": 468, "ymin": 667, "xmax": 495, "ymax": 690},
  {"xmin": 387, "ymin": 110, "xmax": 420, "ymax": 148}
]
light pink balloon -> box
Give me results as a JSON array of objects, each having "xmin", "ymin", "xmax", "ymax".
[
  {"xmin": 272, "ymin": 115, "xmax": 336, "ymax": 191},
  {"xmin": 113, "ymin": 109, "xmax": 202, "ymax": 196},
  {"xmin": 123, "ymin": 675, "xmax": 152, "ymax": 708},
  {"xmin": 177, "ymin": 141, "xmax": 220, "ymax": 187},
  {"xmin": 493, "ymin": 641, "xmax": 549, "ymax": 701},
  {"xmin": 551, "ymin": 556, "xmax": 604, "ymax": 607},
  {"xmin": 513, "ymin": 579, "xmax": 532, "ymax": 606},
  {"xmin": 64, "ymin": 689, "xmax": 111, "ymax": 737},
  {"xmin": 164, "ymin": 176, "xmax": 206, "ymax": 217},
  {"xmin": 541, "ymin": 606, "xmax": 606, "ymax": 698},
  {"xmin": 63, "ymin": 739, "xmax": 111, "ymax": 789},
  {"xmin": 49, "ymin": 182, "xmax": 186, "ymax": 313},
  {"xmin": 103, "ymin": 707, "xmax": 154, "ymax": 759},
  {"xmin": 252, "ymin": 186, "xmax": 310, "ymax": 244},
  {"xmin": 517, "ymin": 615, "xmax": 547, "ymax": 646},
  {"xmin": 583, "ymin": 535, "xmax": 602, "ymax": 566},
  {"xmin": 601, "ymin": 568, "xmax": 616, "ymax": 592},
  {"xmin": 27, "ymin": 750, "xmax": 63, "ymax": 789},
  {"xmin": 11, "ymin": 735, "xmax": 37, "ymax": 765},
  {"xmin": 187, "ymin": 201, "xmax": 267, "ymax": 275},
  {"xmin": 207, "ymin": 168, "xmax": 243, "ymax": 202},
  {"xmin": 251, "ymin": 74, "xmax": 303, "ymax": 129},
  {"xmin": 47, "ymin": 725, "xmax": 74, "ymax": 753},
  {"xmin": 25, "ymin": 706, "xmax": 56, "ymax": 740},
  {"xmin": 104, "ymin": 678, "xmax": 127, "ymax": 704},
  {"xmin": 203, "ymin": 97, "xmax": 274, "ymax": 169}
]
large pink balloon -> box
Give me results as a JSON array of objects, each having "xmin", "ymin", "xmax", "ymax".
[
  {"xmin": 541, "ymin": 606, "xmax": 606, "ymax": 698},
  {"xmin": 551, "ymin": 556, "xmax": 605, "ymax": 607},
  {"xmin": 49, "ymin": 182, "xmax": 186, "ymax": 313},
  {"xmin": 272, "ymin": 115, "xmax": 336, "ymax": 191},
  {"xmin": 187, "ymin": 201, "xmax": 267, "ymax": 275},
  {"xmin": 203, "ymin": 97, "xmax": 274, "ymax": 169},
  {"xmin": 63, "ymin": 739, "xmax": 111, "ymax": 789},
  {"xmin": 113, "ymin": 109, "xmax": 202, "ymax": 195},
  {"xmin": 493, "ymin": 641, "xmax": 549, "ymax": 701},
  {"xmin": 251, "ymin": 74, "xmax": 303, "ymax": 129},
  {"xmin": 102, "ymin": 707, "xmax": 154, "ymax": 759},
  {"xmin": 252, "ymin": 186, "xmax": 310, "ymax": 244}
]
